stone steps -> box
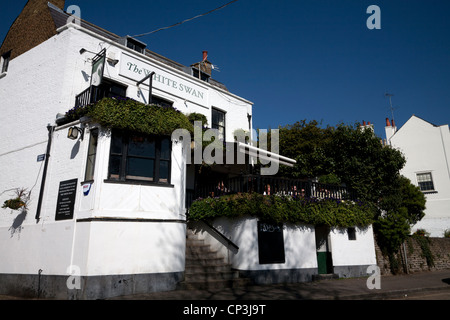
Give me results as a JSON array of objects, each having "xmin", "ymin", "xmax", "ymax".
[{"xmin": 178, "ymin": 230, "xmax": 251, "ymax": 290}]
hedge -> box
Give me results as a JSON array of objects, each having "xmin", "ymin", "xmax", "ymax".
[{"xmin": 188, "ymin": 193, "xmax": 376, "ymax": 228}]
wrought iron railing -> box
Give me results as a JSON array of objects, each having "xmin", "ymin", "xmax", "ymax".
[
  {"xmin": 74, "ymin": 86, "xmax": 111, "ymax": 108},
  {"xmin": 192, "ymin": 175, "xmax": 354, "ymax": 205}
]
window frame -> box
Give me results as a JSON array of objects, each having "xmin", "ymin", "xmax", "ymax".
[
  {"xmin": 107, "ymin": 130, "xmax": 172, "ymax": 186},
  {"xmin": 416, "ymin": 172, "xmax": 436, "ymax": 193},
  {"xmin": 212, "ymin": 108, "xmax": 226, "ymax": 142},
  {"xmin": 84, "ymin": 128, "xmax": 99, "ymax": 182},
  {"xmin": 1, "ymin": 50, "xmax": 11, "ymax": 74}
]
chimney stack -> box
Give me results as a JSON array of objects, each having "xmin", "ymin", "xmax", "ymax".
[
  {"xmin": 385, "ymin": 118, "xmax": 397, "ymax": 145},
  {"xmin": 191, "ymin": 51, "xmax": 212, "ymax": 79}
]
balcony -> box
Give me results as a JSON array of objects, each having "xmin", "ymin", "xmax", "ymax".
[
  {"xmin": 75, "ymin": 81, "xmax": 127, "ymax": 108},
  {"xmin": 187, "ymin": 174, "xmax": 354, "ymax": 209}
]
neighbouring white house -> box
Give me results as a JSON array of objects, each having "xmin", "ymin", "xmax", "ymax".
[
  {"xmin": 0, "ymin": 1, "xmax": 377, "ymax": 299},
  {"xmin": 385, "ymin": 115, "xmax": 450, "ymax": 237}
]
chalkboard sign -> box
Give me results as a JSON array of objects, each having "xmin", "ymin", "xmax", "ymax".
[
  {"xmin": 257, "ymin": 221, "xmax": 286, "ymax": 264},
  {"xmin": 55, "ymin": 179, "xmax": 78, "ymax": 221}
]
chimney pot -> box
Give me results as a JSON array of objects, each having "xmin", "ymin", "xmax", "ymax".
[
  {"xmin": 392, "ymin": 119, "xmax": 396, "ymax": 128},
  {"xmin": 386, "ymin": 118, "xmax": 391, "ymax": 127},
  {"xmin": 202, "ymin": 51, "xmax": 208, "ymax": 62}
]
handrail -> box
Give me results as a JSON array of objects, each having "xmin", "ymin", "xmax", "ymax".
[{"xmin": 200, "ymin": 219, "xmax": 239, "ymax": 251}]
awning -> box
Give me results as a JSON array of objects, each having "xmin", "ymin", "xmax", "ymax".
[{"xmin": 238, "ymin": 142, "xmax": 297, "ymax": 167}]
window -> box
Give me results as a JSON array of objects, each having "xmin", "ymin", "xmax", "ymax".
[
  {"xmin": 84, "ymin": 128, "xmax": 99, "ymax": 181},
  {"xmin": 417, "ymin": 172, "xmax": 435, "ymax": 192},
  {"xmin": 152, "ymin": 96, "xmax": 173, "ymax": 109},
  {"xmin": 347, "ymin": 227, "xmax": 357, "ymax": 241},
  {"xmin": 1, "ymin": 51, "xmax": 11, "ymax": 74},
  {"xmin": 123, "ymin": 37, "xmax": 146, "ymax": 54},
  {"xmin": 192, "ymin": 68, "xmax": 210, "ymax": 82},
  {"xmin": 212, "ymin": 108, "xmax": 226, "ymax": 141},
  {"xmin": 108, "ymin": 131, "xmax": 171, "ymax": 184}
]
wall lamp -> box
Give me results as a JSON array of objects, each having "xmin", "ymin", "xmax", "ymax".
[
  {"xmin": 107, "ymin": 57, "xmax": 120, "ymax": 66},
  {"xmin": 79, "ymin": 48, "xmax": 98, "ymax": 55},
  {"xmin": 68, "ymin": 126, "xmax": 84, "ymax": 141}
]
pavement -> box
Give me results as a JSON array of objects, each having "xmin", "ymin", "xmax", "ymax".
[
  {"xmin": 110, "ymin": 269, "xmax": 450, "ymax": 300},
  {"xmin": 1, "ymin": 269, "xmax": 449, "ymax": 301}
]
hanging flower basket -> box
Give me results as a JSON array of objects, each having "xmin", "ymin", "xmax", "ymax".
[{"xmin": 2, "ymin": 198, "xmax": 26, "ymax": 211}]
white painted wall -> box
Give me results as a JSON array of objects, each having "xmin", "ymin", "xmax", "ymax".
[
  {"xmin": 64, "ymin": 24, "xmax": 254, "ymax": 144},
  {"xmin": 0, "ymin": 22, "xmax": 253, "ymax": 281},
  {"xmin": 329, "ymin": 226, "xmax": 377, "ymax": 267},
  {"xmin": 201, "ymin": 217, "xmax": 318, "ymax": 271},
  {"xmin": 387, "ymin": 115, "xmax": 450, "ymax": 237},
  {"xmin": 195, "ymin": 217, "xmax": 377, "ymax": 275}
]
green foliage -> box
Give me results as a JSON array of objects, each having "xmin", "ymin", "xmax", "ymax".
[
  {"xmin": 66, "ymin": 97, "xmax": 194, "ymax": 136},
  {"xmin": 412, "ymin": 232, "xmax": 435, "ymax": 268},
  {"xmin": 2, "ymin": 188, "xmax": 30, "ymax": 211},
  {"xmin": 189, "ymin": 193, "xmax": 376, "ymax": 227},
  {"xmin": 444, "ymin": 229, "xmax": 450, "ymax": 238},
  {"xmin": 188, "ymin": 113, "xmax": 208, "ymax": 127},
  {"xmin": 2, "ymin": 198, "xmax": 26, "ymax": 211},
  {"xmin": 276, "ymin": 120, "xmax": 427, "ymax": 263}
]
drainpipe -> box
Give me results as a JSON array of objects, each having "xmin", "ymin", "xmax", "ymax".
[{"xmin": 35, "ymin": 125, "xmax": 55, "ymax": 222}]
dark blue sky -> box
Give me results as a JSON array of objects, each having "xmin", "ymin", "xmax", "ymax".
[{"xmin": 2, "ymin": 0, "xmax": 450, "ymax": 138}]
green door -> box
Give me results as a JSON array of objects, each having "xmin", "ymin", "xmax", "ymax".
[{"xmin": 315, "ymin": 226, "xmax": 333, "ymax": 274}]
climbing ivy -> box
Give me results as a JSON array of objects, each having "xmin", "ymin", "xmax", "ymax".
[
  {"xmin": 189, "ymin": 193, "xmax": 376, "ymax": 227},
  {"xmin": 65, "ymin": 97, "xmax": 195, "ymax": 136}
]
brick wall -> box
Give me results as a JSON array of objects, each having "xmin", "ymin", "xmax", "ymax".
[
  {"xmin": 0, "ymin": 0, "xmax": 65, "ymax": 59},
  {"xmin": 375, "ymin": 236, "xmax": 450, "ymax": 275}
]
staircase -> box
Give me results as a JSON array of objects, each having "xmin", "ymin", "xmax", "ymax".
[{"xmin": 178, "ymin": 230, "xmax": 251, "ymax": 290}]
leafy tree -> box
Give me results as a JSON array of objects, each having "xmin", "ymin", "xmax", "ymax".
[{"xmin": 278, "ymin": 120, "xmax": 426, "ymax": 265}]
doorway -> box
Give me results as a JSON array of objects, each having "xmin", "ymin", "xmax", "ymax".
[{"xmin": 315, "ymin": 225, "xmax": 333, "ymax": 274}]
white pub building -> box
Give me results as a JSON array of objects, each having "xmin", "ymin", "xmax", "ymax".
[
  {"xmin": 0, "ymin": 1, "xmax": 377, "ymax": 299},
  {"xmin": 0, "ymin": 1, "xmax": 254, "ymax": 299}
]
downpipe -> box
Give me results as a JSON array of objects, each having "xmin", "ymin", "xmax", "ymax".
[{"xmin": 35, "ymin": 125, "xmax": 55, "ymax": 222}]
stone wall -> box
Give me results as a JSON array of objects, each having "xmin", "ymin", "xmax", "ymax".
[{"xmin": 375, "ymin": 236, "xmax": 450, "ymax": 275}]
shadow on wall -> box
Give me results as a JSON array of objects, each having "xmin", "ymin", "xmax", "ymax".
[{"xmin": 9, "ymin": 208, "xmax": 27, "ymax": 238}]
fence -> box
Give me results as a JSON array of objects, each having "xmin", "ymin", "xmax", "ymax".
[{"xmin": 189, "ymin": 175, "xmax": 354, "ymax": 208}]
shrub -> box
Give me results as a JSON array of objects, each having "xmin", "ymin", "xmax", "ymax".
[{"xmin": 189, "ymin": 193, "xmax": 376, "ymax": 228}]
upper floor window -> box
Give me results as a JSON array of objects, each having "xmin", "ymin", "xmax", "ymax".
[
  {"xmin": 152, "ymin": 96, "xmax": 173, "ymax": 109},
  {"xmin": 1, "ymin": 50, "xmax": 11, "ymax": 74},
  {"xmin": 108, "ymin": 131, "xmax": 172, "ymax": 185},
  {"xmin": 121, "ymin": 36, "xmax": 147, "ymax": 54},
  {"xmin": 212, "ymin": 108, "xmax": 226, "ymax": 141},
  {"xmin": 192, "ymin": 68, "xmax": 210, "ymax": 82},
  {"xmin": 417, "ymin": 172, "xmax": 435, "ymax": 192}
]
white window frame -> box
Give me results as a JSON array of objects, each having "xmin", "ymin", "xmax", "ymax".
[{"xmin": 416, "ymin": 171, "xmax": 436, "ymax": 193}]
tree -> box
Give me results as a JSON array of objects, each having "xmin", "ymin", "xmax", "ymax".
[
  {"xmin": 278, "ymin": 120, "xmax": 426, "ymax": 264},
  {"xmin": 278, "ymin": 120, "xmax": 334, "ymax": 179}
]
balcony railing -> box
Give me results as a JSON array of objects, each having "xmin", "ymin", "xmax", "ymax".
[
  {"xmin": 75, "ymin": 86, "xmax": 112, "ymax": 108},
  {"xmin": 189, "ymin": 175, "xmax": 354, "ymax": 208}
]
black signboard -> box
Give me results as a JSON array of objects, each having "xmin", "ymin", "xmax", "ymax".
[
  {"xmin": 55, "ymin": 179, "xmax": 78, "ymax": 221},
  {"xmin": 257, "ymin": 221, "xmax": 286, "ymax": 264}
]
